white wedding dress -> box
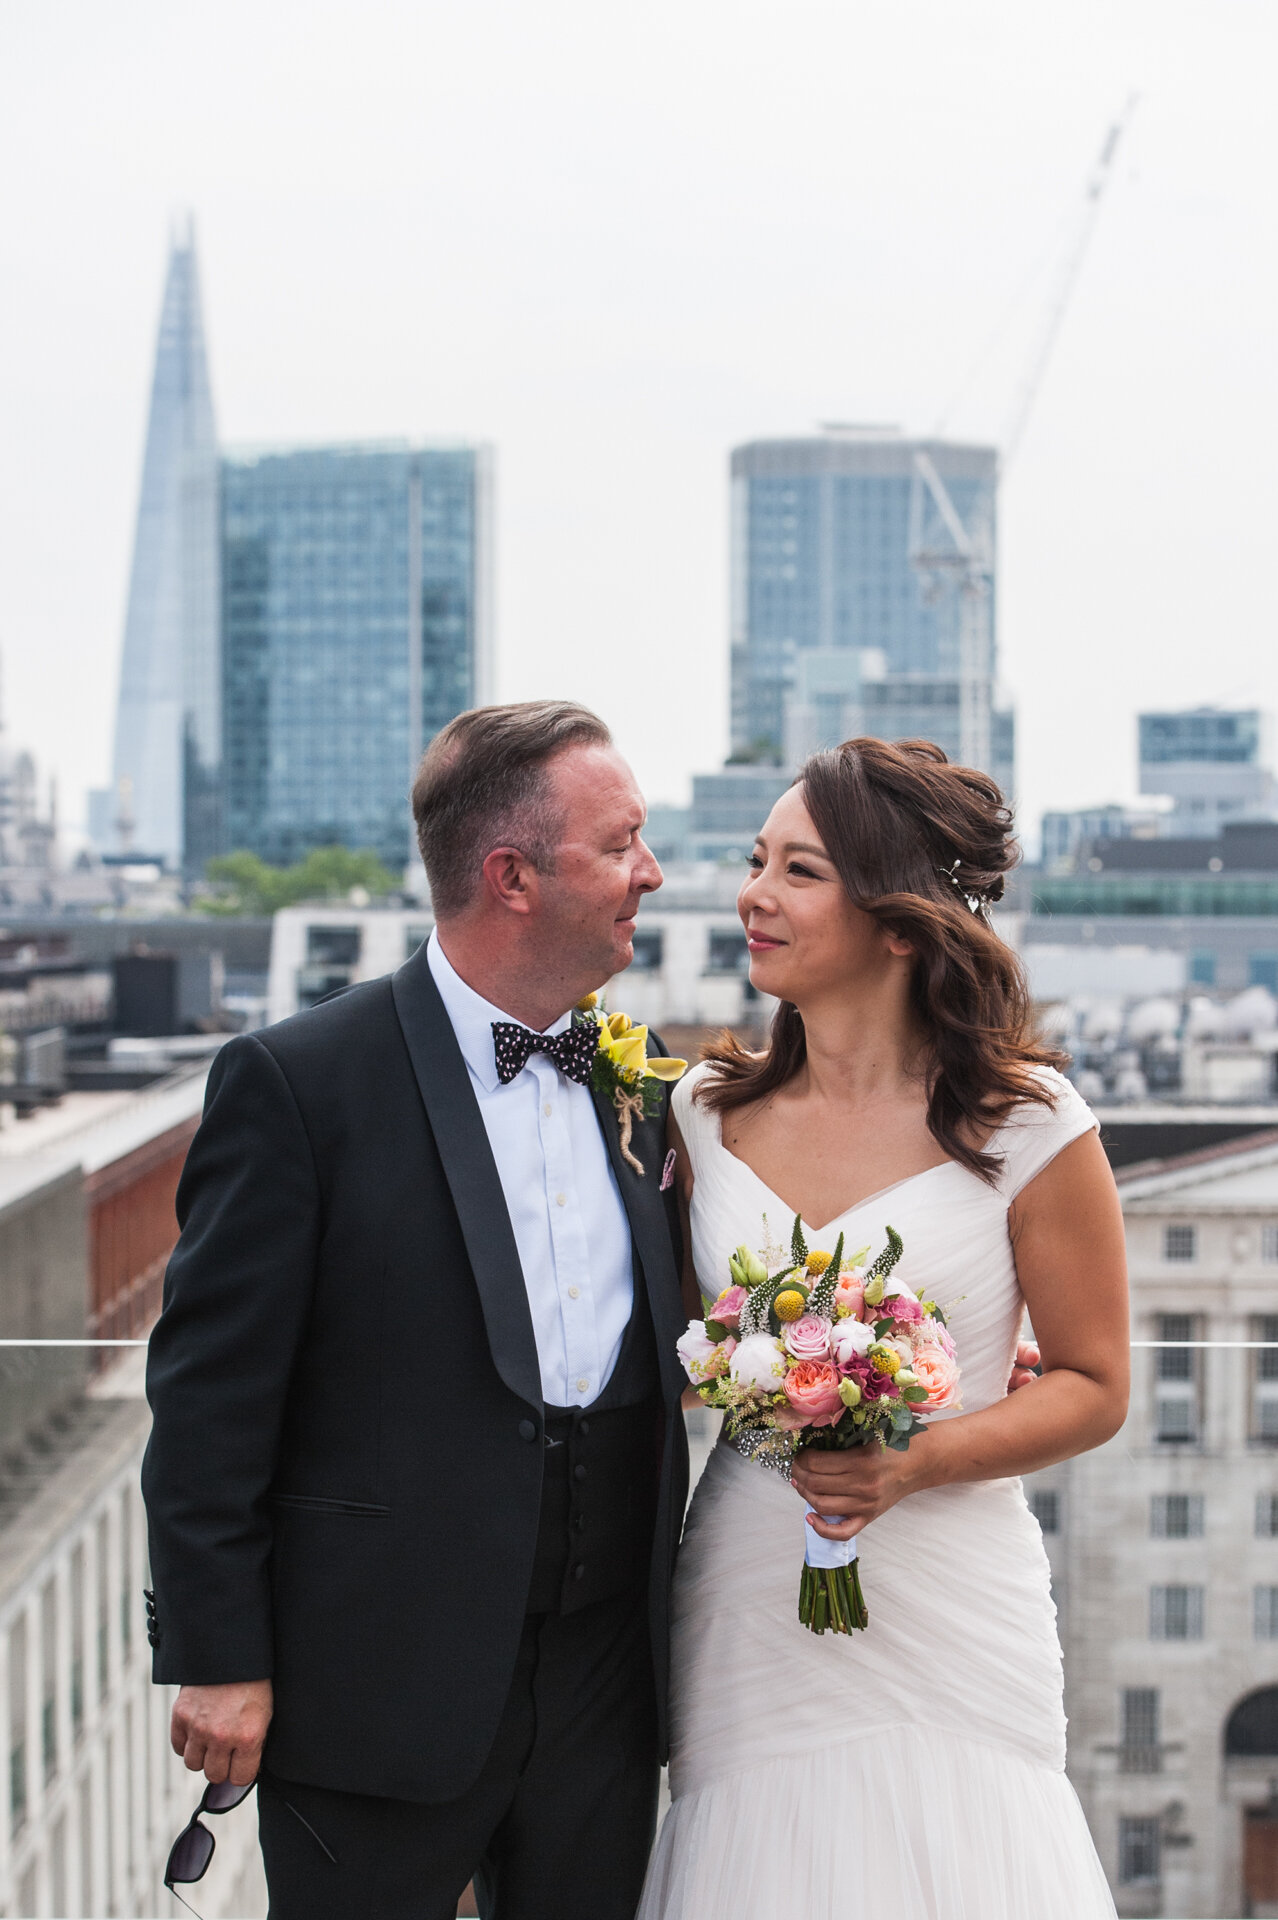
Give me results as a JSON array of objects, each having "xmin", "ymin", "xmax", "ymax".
[{"xmin": 637, "ymin": 1062, "xmax": 1117, "ymax": 1920}]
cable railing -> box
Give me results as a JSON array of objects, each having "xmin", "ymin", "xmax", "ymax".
[{"xmin": 0, "ymin": 1337, "xmax": 1276, "ymax": 1918}]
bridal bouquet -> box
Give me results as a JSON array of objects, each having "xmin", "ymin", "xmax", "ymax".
[{"xmin": 677, "ymin": 1215, "xmax": 961, "ymax": 1635}]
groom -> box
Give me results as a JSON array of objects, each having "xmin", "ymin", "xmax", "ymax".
[{"xmin": 142, "ymin": 701, "xmax": 691, "ymax": 1918}]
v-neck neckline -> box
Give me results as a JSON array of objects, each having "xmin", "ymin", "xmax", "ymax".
[{"xmin": 712, "ymin": 1109, "xmax": 961, "ymax": 1235}]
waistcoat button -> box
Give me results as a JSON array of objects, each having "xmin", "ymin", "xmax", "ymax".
[
  {"xmin": 518, "ymin": 1419, "xmax": 538, "ymax": 1443},
  {"xmin": 574, "ymin": 1463, "xmax": 587, "ymax": 1482}
]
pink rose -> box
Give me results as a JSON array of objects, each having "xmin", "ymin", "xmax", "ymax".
[
  {"xmin": 782, "ymin": 1313, "xmax": 831, "ymax": 1362},
  {"xmin": 777, "ymin": 1358, "xmax": 844, "ymax": 1429},
  {"xmin": 912, "ymin": 1343, "xmax": 961, "ymax": 1410},
  {"xmin": 709, "ymin": 1284, "xmax": 747, "ymax": 1331},
  {"xmin": 886, "ymin": 1296, "xmax": 924, "ymax": 1327},
  {"xmin": 833, "ymin": 1273, "xmax": 865, "ymax": 1318},
  {"xmin": 934, "ymin": 1321, "xmax": 957, "ymax": 1359}
]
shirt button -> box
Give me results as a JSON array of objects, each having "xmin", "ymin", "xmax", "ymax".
[
  {"xmin": 568, "ymin": 1286, "xmax": 580, "ymax": 1300},
  {"xmin": 555, "ymin": 1193, "xmax": 567, "ymax": 1207},
  {"xmin": 543, "ymin": 1102, "xmax": 552, "ymax": 1117},
  {"xmin": 576, "ymin": 1379, "xmax": 589, "ymax": 1395}
]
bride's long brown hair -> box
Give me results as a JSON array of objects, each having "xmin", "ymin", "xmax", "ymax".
[{"xmin": 696, "ymin": 737, "xmax": 1065, "ymax": 1183}]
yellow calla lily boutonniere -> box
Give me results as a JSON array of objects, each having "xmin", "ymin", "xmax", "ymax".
[{"xmin": 575, "ymin": 994, "xmax": 687, "ymax": 1173}]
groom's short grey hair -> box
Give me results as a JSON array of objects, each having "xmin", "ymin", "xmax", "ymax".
[{"xmin": 412, "ymin": 700, "xmax": 612, "ymax": 917}]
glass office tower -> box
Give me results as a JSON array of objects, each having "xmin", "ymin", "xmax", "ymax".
[
  {"xmin": 221, "ymin": 442, "xmax": 492, "ymax": 871},
  {"xmin": 106, "ymin": 223, "xmax": 220, "ymax": 869},
  {"xmin": 729, "ymin": 431, "xmax": 1011, "ymax": 791}
]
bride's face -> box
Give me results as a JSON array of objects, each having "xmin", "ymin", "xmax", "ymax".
[{"xmin": 737, "ymin": 784, "xmax": 907, "ymax": 1005}]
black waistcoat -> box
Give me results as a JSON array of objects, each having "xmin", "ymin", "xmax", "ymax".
[{"xmin": 525, "ymin": 1264, "xmax": 661, "ymax": 1615}]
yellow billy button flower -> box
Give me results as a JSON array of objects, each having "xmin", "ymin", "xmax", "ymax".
[
  {"xmin": 774, "ymin": 1288, "xmax": 808, "ymax": 1322},
  {"xmin": 805, "ymin": 1250, "xmax": 833, "ymax": 1276},
  {"xmin": 576, "ymin": 991, "xmax": 600, "ymax": 1012},
  {"xmin": 869, "ymin": 1343, "xmax": 901, "ymax": 1376}
]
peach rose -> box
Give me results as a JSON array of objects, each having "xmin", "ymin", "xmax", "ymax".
[
  {"xmin": 912, "ymin": 1342, "xmax": 961, "ymax": 1411},
  {"xmin": 777, "ymin": 1358, "xmax": 845, "ymax": 1430},
  {"xmin": 833, "ymin": 1272, "xmax": 865, "ymax": 1319}
]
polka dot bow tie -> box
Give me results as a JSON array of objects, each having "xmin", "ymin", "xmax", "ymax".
[{"xmin": 491, "ymin": 1019, "xmax": 599, "ymax": 1088}]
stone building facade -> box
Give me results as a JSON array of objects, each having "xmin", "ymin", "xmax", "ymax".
[{"xmin": 1028, "ymin": 1132, "xmax": 1278, "ymax": 1918}]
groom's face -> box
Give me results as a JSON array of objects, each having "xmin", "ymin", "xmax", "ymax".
[{"xmin": 536, "ymin": 745, "xmax": 663, "ymax": 985}]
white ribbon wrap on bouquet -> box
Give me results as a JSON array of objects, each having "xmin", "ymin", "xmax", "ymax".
[{"xmin": 803, "ymin": 1503, "xmax": 859, "ymax": 1569}]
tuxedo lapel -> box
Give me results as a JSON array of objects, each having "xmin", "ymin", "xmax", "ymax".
[
  {"xmin": 592, "ymin": 1085, "xmax": 686, "ymax": 1402},
  {"xmin": 391, "ymin": 942, "xmax": 543, "ymax": 1413}
]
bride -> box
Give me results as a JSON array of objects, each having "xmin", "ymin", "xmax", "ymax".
[{"xmin": 638, "ymin": 737, "xmax": 1127, "ymax": 1920}]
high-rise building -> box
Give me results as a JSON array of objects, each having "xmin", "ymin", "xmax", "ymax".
[
  {"xmin": 728, "ymin": 430, "xmax": 1012, "ymax": 794},
  {"xmin": 1139, "ymin": 708, "xmax": 1277, "ymax": 840},
  {"xmin": 221, "ymin": 442, "xmax": 492, "ymax": 871},
  {"xmin": 99, "ymin": 222, "xmax": 220, "ymax": 871}
]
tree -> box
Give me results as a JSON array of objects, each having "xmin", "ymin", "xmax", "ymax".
[{"xmin": 197, "ymin": 847, "xmax": 399, "ymax": 916}]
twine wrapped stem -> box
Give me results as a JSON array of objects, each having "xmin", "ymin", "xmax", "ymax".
[{"xmin": 613, "ymin": 1083, "xmax": 647, "ymax": 1174}]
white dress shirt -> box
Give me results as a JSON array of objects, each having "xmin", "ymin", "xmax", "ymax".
[{"xmin": 427, "ymin": 932, "xmax": 635, "ymax": 1408}]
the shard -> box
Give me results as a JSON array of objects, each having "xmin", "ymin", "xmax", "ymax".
[{"xmin": 109, "ymin": 219, "xmax": 220, "ymax": 870}]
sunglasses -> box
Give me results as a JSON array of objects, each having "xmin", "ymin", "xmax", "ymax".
[
  {"xmin": 164, "ymin": 1778, "xmax": 253, "ymax": 1913},
  {"xmin": 165, "ymin": 1776, "xmax": 334, "ymax": 1915}
]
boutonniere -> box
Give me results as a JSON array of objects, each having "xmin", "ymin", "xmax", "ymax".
[{"xmin": 575, "ymin": 993, "xmax": 687, "ymax": 1174}]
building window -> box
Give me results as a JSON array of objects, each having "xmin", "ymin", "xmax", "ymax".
[
  {"xmin": 1155, "ymin": 1315, "xmax": 1200, "ymax": 1443},
  {"xmin": 1163, "ymin": 1224, "xmax": 1196, "ymax": 1263},
  {"xmin": 1151, "ymin": 1494, "xmax": 1203, "ymax": 1538},
  {"xmin": 630, "ymin": 929, "xmax": 664, "ymax": 973},
  {"xmin": 1189, "ymin": 949, "xmax": 1216, "ymax": 987},
  {"xmin": 1261, "ymin": 1224, "xmax": 1278, "ymax": 1264},
  {"xmin": 1256, "ymin": 1588, "xmax": 1278, "ymax": 1640},
  {"xmin": 1120, "ymin": 1688, "xmax": 1161, "ymax": 1773},
  {"xmin": 1250, "ymin": 953, "xmax": 1278, "ymax": 993},
  {"xmin": 1150, "ymin": 1585, "xmax": 1204, "ymax": 1640},
  {"xmin": 706, "ymin": 928, "xmax": 749, "ymax": 975},
  {"xmin": 1029, "ymin": 1488, "xmax": 1060, "ymax": 1534},
  {"xmin": 1253, "ymin": 1315, "xmax": 1278, "ymax": 1442},
  {"xmin": 1119, "ymin": 1816, "xmax": 1161, "ymax": 1885},
  {"xmin": 1258, "ymin": 1493, "xmax": 1278, "ymax": 1538}
]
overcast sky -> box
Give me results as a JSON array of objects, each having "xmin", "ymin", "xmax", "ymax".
[{"xmin": 2, "ymin": 0, "xmax": 1275, "ymax": 852}]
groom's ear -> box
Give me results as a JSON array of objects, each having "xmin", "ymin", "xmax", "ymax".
[{"xmin": 481, "ymin": 845, "xmax": 540, "ymax": 916}]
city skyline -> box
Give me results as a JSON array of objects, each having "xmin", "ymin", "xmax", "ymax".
[{"xmin": 2, "ymin": 1, "xmax": 1276, "ymax": 856}]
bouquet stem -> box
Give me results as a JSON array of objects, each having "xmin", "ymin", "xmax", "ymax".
[{"xmin": 798, "ymin": 1559, "xmax": 868, "ymax": 1635}]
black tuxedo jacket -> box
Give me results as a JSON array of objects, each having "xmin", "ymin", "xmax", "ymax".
[{"xmin": 141, "ymin": 942, "xmax": 690, "ymax": 1804}]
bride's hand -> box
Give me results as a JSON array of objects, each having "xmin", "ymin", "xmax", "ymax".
[{"xmin": 790, "ymin": 1444, "xmax": 925, "ymax": 1541}]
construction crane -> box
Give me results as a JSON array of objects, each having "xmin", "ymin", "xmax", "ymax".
[{"xmin": 909, "ymin": 95, "xmax": 1138, "ymax": 772}]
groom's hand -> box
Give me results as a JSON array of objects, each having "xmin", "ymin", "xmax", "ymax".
[
  {"xmin": 1009, "ymin": 1340, "xmax": 1041, "ymax": 1391},
  {"xmin": 171, "ymin": 1679, "xmax": 274, "ymax": 1786}
]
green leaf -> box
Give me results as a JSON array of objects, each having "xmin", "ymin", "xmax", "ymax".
[
  {"xmin": 901, "ymin": 1385, "xmax": 928, "ymax": 1405},
  {"xmin": 873, "ymin": 1319, "xmax": 894, "ymax": 1340},
  {"xmin": 704, "ymin": 1319, "xmax": 730, "ymax": 1343}
]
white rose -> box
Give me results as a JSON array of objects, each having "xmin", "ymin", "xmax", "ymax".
[
  {"xmin": 676, "ymin": 1321, "xmax": 719, "ymax": 1382},
  {"xmin": 887, "ymin": 1335, "xmax": 915, "ymax": 1366},
  {"xmin": 830, "ymin": 1317, "xmax": 875, "ymax": 1365},
  {"xmin": 884, "ymin": 1281, "xmax": 918, "ymax": 1304},
  {"xmin": 729, "ymin": 1333, "xmax": 787, "ymax": 1390}
]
